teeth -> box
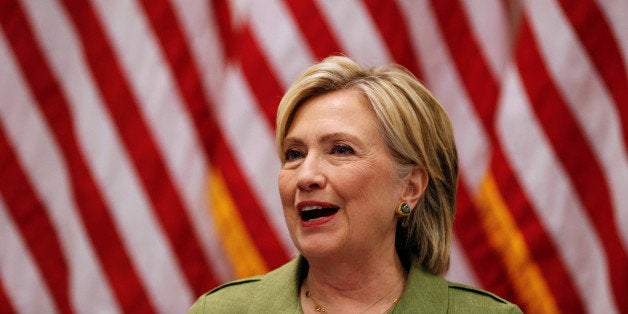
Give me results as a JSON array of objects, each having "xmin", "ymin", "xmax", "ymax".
[
  {"xmin": 301, "ymin": 205, "xmax": 324, "ymax": 212},
  {"xmin": 300, "ymin": 205, "xmax": 340, "ymax": 221}
]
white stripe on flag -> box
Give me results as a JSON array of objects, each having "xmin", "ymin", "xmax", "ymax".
[
  {"xmin": 172, "ymin": 0, "xmax": 227, "ymax": 97},
  {"xmin": 89, "ymin": 0, "xmax": 205, "ymax": 310},
  {"xmin": 0, "ymin": 30, "xmax": 121, "ymax": 313},
  {"xmin": 526, "ymin": 0, "xmax": 628, "ymax": 249},
  {"xmin": 90, "ymin": 0, "xmax": 214, "ymax": 231},
  {"xmin": 0, "ymin": 197, "xmax": 57, "ymax": 314},
  {"xmin": 446, "ymin": 235, "xmax": 481, "ymax": 287},
  {"xmin": 595, "ymin": 0, "xmax": 628, "ymax": 71},
  {"xmin": 25, "ymin": 0, "xmax": 196, "ymax": 310},
  {"xmin": 219, "ymin": 64, "xmax": 294, "ymax": 253},
  {"xmin": 170, "ymin": 0, "xmax": 237, "ymax": 282},
  {"xmin": 497, "ymin": 68, "xmax": 618, "ymax": 314},
  {"xmin": 248, "ymin": 0, "xmax": 315, "ymax": 88},
  {"xmin": 460, "ymin": 0, "xmax": 510, "ymax": 78},
  {"xmin": 398, "ymin": 0, "xmax": 491, "ymax": 193},
  {"xmin": 316, "ymin": 0, "xmax": 391, "ymax": 66}
]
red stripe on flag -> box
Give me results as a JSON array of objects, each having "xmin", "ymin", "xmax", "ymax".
[
  {"xmin": 59, "ymin": 0, "xmax": 219, "ymax": 297},
  {"xmin": 453, "ymin": 180, "xmax": 521, "ymax": 305},
  {"xmin": 428, "ymin": 1, "xmax": 584, "ymax": 308},
  {"xmin": 237, "ymin": 27, "xmax": 285, "ymax": 128},
  {"xmin": 0, "ymin": 277, "xmax": 16, "ymax": 314},
  {"xmin": 208, "ymin": 0, "xmax": 292, "ymax": 270},
  {"xmin": 491, "ymin": 149, "xmax": 585, "ymax": 312},
  {"xmin": 363, "ymin": 0, "xmax": 423, "ymax": 78},
  {"xmin": 0, "ymin": 2, "xmax": 155, "ymax": 311},
  {"xmin": 285, "ymin": 0, "xmax": 343, "ymax": 59},
  {"xmin": 0, "ymin": 127, "xmax": 72, "ymax": 314},
  {"xmin": 211, "ymin": 1, "xmax": 302, "ymax": 269},
  {"xmin": 557, "ymin": 0, "xmax": 628, "ymax": 154},
  {"xmin": 139, "ymin": 1, "xmax": 279, "ymax": 268},
  {"xmin": 137, "ymin": 0, "xmax": 225, "ymax": 294},
  {"xmin": 211, "ymin": 132, "xmax": 291, "ymax": 270},
  {"xmin": 517, "ymin": 21, "xmax": 628, "ymax": 312},
  {"xmin": 429, "ymin": 0, "xmax": 500, "ymax": 128},
  {"xmin": 211, "ymin": 0, "xmax": 234, "ymax": 60},
  {"xmin": 212, "ymin": 0, "xmax": 285, "ymax": 128}
]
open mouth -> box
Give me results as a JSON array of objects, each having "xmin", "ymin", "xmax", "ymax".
[{"xmin": 300, "ymin": 205, "xmax": 340, "ymax": 221}]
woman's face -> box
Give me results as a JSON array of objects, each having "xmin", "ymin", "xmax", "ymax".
[{"xmin": 278, "ymin": 89, "xmax": 407, "ymax": 261}]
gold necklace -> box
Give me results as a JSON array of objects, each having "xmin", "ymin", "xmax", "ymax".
[{"xmin": 303, "ymin": 279, "xmax": 401, "ymax": 313}]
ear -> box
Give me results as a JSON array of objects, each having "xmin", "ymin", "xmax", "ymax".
[{"xmin": 402, "ymin": 165, "xmax": 428, "ymax": 208}]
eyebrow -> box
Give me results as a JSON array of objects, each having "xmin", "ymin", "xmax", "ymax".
[{"xmin": 282, "ymin": 132, "xmax": 364, "ymax": 148}]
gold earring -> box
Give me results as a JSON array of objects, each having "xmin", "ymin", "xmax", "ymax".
[{"xmin": 396, "ymin": 202, "xmax": 411, "ymax": 217}]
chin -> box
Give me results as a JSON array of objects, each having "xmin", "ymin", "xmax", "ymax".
[
  {"xmin": 296, "ymin": 234, "xmax": 343, "ymax": 260},
  {"xmin": 300, "ymin": 248, "xmax": 337, "ymax": 262}
]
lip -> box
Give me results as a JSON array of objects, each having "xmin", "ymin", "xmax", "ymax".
[{"xmin": 296, "ymin": 200, "xmax": 339, "ymax": 228}]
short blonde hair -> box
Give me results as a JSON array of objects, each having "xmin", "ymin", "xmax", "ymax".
[{"xmin": 276, "ymin": 56, "xmax": 458, "ymax": 276}]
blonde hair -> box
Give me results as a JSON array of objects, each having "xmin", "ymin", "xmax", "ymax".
[{"xmin": 276, "ymin": 56, "xmax": 458, "ymax": 276}]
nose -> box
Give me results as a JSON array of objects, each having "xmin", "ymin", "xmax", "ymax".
[{"xmin": 296, "ymin": 154, "xmax": 326, "ymax": 191}]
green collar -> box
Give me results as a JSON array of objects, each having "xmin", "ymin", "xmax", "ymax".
[{"xmin": 252, "ymin": 256, "xmax": 448, "ymax": 313}]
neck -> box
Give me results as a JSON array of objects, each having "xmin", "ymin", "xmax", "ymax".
[{"xmin": 301, "ymin": 251, "xmax": 407, "ymax": 313}]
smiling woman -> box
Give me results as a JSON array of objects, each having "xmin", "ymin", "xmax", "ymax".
[
  {"xmin": 279, "ymin": 88, "xmax": 406, "ymax": 265},
  {"xmin": 188, "ymin": 56, "xmax": 522, "ymax": 313}
]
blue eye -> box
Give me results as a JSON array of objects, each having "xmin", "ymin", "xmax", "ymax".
[
  {"xmin": 331, "ymin": 145, "xmax": 354, "ymax": 155},
  {"xmin": 284, "ymin": 149, "xmax": 303, "ymax": 161}
]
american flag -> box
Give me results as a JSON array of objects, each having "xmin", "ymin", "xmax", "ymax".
[{"xmin": 0, "ymin": 0, "xmax": 626, "ymax": 313}]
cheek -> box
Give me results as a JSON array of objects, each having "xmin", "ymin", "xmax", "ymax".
[
  {"xmin": 341, "ymin": 163, "xmax": 401, "ymax": 212},
  {"xmin": 278, "ymin": 170, "xmax": 295, "ymax": 209},
  {"xmin": 347, "ymin": 161, "xmax": 395, "ymax": 193}
]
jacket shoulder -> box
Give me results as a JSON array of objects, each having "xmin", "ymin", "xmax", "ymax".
[
  {"xmin": 187, "ymin": 257, "xmax": 304, "ymax": 313},
  {"xmin": 187, "ymin": 276, "xmax": 264, "ymax": 314},
  {"xmin": 207, "ymin": 276, "xmax": 263, "ymax": 295},
  {"xmin": 447, "ymin": 282, "xmax": 522, "ymax": 313}
]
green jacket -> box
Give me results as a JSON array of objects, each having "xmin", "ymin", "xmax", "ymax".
[{"xmin": 188, "ymin": 256, "xmax": 522, "ymax": 313}]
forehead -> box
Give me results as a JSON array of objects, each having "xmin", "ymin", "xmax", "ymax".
[{"xmin": 288, "ymin": 89, "xmax": 379, "ymax": 134}]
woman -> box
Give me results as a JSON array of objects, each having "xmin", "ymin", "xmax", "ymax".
[{"xmin": 188, "ymin": 56, "xmax": 521, "ymax": 313}]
